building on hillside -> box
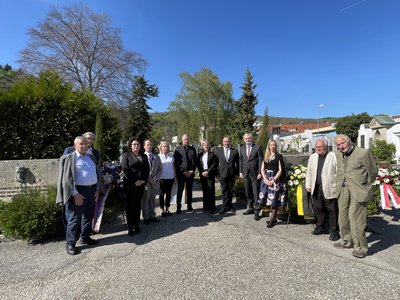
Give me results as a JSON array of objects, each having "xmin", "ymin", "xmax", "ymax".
[
  {"xmin": 358, "ymin": 114, "xmax": 400, "ymax": 162},
  {"xmin": 279, "ymin": 125, "xmax": 337, "ymax": 154}
]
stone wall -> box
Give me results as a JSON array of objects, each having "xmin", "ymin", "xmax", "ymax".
[
  {"xmin": 0, "ymin": 154, "xmax": 311, "ymax": 199},
  {"xmin": 0, "ymin": 159, "xmax": 59, "ymax": 199}
]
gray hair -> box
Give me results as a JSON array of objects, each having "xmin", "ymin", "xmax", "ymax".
[
  {"xmin": 83, "ymin": 132, "xmax": 95, "ymax": 140},
  {"xmin": 315, "ymin": 138, "xmax": 328, "ymax": 147},
  {"xmin": 74, "ymin": 136, "xmax": 87, "ymax": 145},
  {"xmin": 335, "ymin": 134, "xmax": 352, "ymax": 145}
]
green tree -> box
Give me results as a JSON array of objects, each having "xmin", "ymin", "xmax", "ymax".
[
  {"xmin": 0, "ymin": 71, "xmax": 121, "ymax": 160},
  {"xmin": 232, "ymin": 68, "xmax": 258, "ymax": 144},
  {"xmin": 169, "ymin": 67, "xmax": 234, "ymax": 146},
  {"xmin": 0, "ymin": 65, "xmax": 27, "ymax": 91},
  {"xmin": 370, "ymin": 139, "xmax": 396, "ymax": 163},
  {"xmin": 94, "ymin": 112, "xmax": 104, "ymax": 161},
  {"xmin": 124, "ymin": 75, "xmax": 159, "ymax": 143},
  {"xmin": 150, "ymin": 112, "xmax": 177, "ymax": 145},
  {"xmin": 335, "ymin": 112, "xmax": 371, "ymax": 142},
  {"xmin": 256, "ymin": 107, "xmax": 269, "ymax": 152},
  {"xmin": 18, "ymin": 5, "xmax": 145, "ymax": 105}
]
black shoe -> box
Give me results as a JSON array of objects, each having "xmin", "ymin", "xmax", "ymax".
[
  {"xmin": 151, "ymin": 218, "xmax": 160, "ymax": 223},
  {"xmin": 254, "ymin": 214, "xmax": 261, "ymax": 221},
  {"xmin": 176, "ymin": 208, "xmax": 181, "ymax": 214},
  {"xmin": 166, "ymin": 211, "xmax": 173, "ymax": 216},
  {"xmin": 219, "ymin": 208, "xmax": 228, "ymax": 215},
  {"xmin": 161, "ymin": 212, "xmax": 167, "ymax": 217},
  {"xmin": 66, "ymin": 244, "xmax": 77, "ymax": 255},
  {"xmin": 135, "ymin": 227, "xmax": 141, "ymax": 234},
  {"xmin": 187, "ymin": 207, "xmax": 196, "ymax": 213},
  {"xmin": 81, "ymin": 237, "xmax": 99, "ymax": 245},
  {"xmin": 243, "ymin": 208, "xmax": 254, "ymax": 215},
  {"xmin": 143, "ymin": 219, "xmax": 151, "ymax": 225},
  {"xmin": 128, "ymin": 230, "xmax": 135, "ymax": 236},
  {"xmin": 329, "ymin": 232, "xmax": 340, "ymax": 241},
  {"xmin": 230, "ymin": 208, "xmax": 236, "ymax": 213},
  {"xmin": 312, "ymin": 227, "xmax": 328, "ymax": 235}
]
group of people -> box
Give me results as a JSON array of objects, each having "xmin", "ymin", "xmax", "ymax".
[{"xmin": 57, "ymin": 131, "xmax": 378, "ymax": 259}]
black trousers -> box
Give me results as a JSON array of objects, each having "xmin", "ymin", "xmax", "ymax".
[
  {"xmin": 313, "ymin": 185, "xmax": 339, "ymax": 233},
  {"xmin": 200, "ymin": 175, "xmax": 215, "ymax": 211},
  {"xmin": 243, "ymin": 175, "xmax": 259, "ymax": 208},
  {"xmin": 220, "ymin": 176, "xmax": 235, "ymax": 210},
  {"xmin": 176, "ymin": 174, "xmax": 194, "ymax": 209},
  {"xmin": 159, "ymin": 178, "xmax": 174, "ymax": 209},
  {"xmin": 124, "ymin": 185, "xmax": 145, "ymax": 231}
]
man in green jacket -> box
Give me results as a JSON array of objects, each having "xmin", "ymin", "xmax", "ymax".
[{"xmin": 333, "ymin": 134, "xmax": 378, "ymax": 258}]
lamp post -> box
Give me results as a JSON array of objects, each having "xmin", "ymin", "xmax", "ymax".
[{"xmin": 317, "ymin": 104, "xmax": 324, "ymax": 135}]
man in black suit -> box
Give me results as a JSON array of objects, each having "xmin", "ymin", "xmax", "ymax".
[
  {"xmin": 63, "ymin": 132, "xmax": 100, "ymax": 164},
  {"xmin": 239, "ymin": 133, "xmax": 264, "ymax": 215},
  {"xmin": 174, "ymin": 134, "xmax": 198, "ymax": 214},
  {"xmin": 215, "ymin": 136, "xmax": 239, "ymax": 214}
]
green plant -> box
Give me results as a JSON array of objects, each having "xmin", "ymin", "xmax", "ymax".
[
  {"xmin": 370, "ymin": 140, "xmax": 396, "ymax": 163},
  {"xmin": 0, "ymin": 186, "xmax": 63, "ymax": 241},
  {"xmin": 232, "ymin": 179, "xmax": 246, "ymax": 202}
]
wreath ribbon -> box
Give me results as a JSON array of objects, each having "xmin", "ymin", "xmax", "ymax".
[
  {"xmin": 297, "ymin": 185, "xmax": 304, "ymax": 216},
  {"xmin": 380, "ymin": 183, "xmax": 400, "ymax": 210}
]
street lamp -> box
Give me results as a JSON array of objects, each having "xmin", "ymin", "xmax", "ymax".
[{"xmin": 317, "ymin": 104, "xmax": 324, "ymax": 135}]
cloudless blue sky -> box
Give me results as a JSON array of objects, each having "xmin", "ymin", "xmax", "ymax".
[{"xmin": 1, "ymin": 0, "xmax": 399, "ymax": 118}]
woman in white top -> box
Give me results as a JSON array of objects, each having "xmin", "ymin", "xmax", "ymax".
[{"xmin": 158, "ymin": 141, "xmax": 176, "ymax": 217}]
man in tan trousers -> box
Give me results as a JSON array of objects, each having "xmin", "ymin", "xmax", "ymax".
[{"xmin": 334, "ymin": 134, "xmax": 377, "ymax": 258}]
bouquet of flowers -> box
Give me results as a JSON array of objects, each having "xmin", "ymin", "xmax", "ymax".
[
  {"xmin": 101, "ymin": 161, "xmax": 124, "ymax": 188},
  {"xmin": 287, "ymin": 164, "xmax": 307, "ymax": 188}
]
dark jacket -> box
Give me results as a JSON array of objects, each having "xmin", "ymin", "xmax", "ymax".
[
  {"xmin": 239, "ymin": 143, "xmax": 263, "ymax": 178},
  {"xmin": 173, "ymin": 145, "xmax": 198, "ymax": 176},
  {"xmin": 121, "ymin": 151, "xmax": 150, "ymax": 189},
  {"xmin": 198, "ymin": 151, "xmax": 217, "ymax": 178},
  {"xmin": 215, "ymin": 147, "xmax": 239, "ymax": 179}
]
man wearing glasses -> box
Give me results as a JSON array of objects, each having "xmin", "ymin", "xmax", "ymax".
[{"xmin": 305, "ymin": 139, "xmax": 339, "ymax": 241}]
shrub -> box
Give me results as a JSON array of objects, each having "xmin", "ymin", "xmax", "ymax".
[
  {"xmin": 0, "ymin": 186, "xmax": 63, "ymax": 241},
  {"xmin": 370, "ymin": 140, "xmax": 396, "ymax": 163},
  {"xmin": 232, "ymin": 179, "xmax": 246, "ymax": 202}
]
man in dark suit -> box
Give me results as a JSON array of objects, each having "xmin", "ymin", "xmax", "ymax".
[
  {"xmin": 239, "ymin": 132, "xmax": 264, "ymax": 215},
  {"xmin": 63, "ymin": 132, "xmax": 100, "ymax": 164},
  {"xmin": 174, "ymin": 134, "xmax": 198, "ymax": 214},
  {"xmin": 215, "ymin": 136, "xmax": 239, "ymax": 214},
  {"xmin": 57, "ymin": 136, "xmax": 105, "ymax": 255}
]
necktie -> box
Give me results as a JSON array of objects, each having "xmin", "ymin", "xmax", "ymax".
[
  {"xmin": 149, "ymin": 153, "xmax": 154, "ymax": 167},
  {"xmin": 225, "ymin": 148, "xmax": 229, "ymax": 162},
  {"xmin": 247, "ymin": 146, "xmax": 251, "ymax": 159}
]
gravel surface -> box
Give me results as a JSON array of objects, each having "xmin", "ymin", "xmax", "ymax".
[{"xmin": 1, "ymin": 193, "xmax": 400, "ymax": 300}]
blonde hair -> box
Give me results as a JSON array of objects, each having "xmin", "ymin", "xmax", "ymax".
[
  {"xmin": 201, "ymin": 140, "xmax": 210, "ymax": 152},
  {"xmin": 264, "ymin": 140, "xmax": 277, "ymax": 161},
  {"xmin": 158, "ymin": 141, "xmax": 170, "ymax": 153}
]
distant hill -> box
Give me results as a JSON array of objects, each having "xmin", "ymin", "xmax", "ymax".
[
  {"xmin": 0, "ymin": 65, "xmax": 28, "ymax": 91},
  {"xmin": 258, "ymin": 116, "xmax": 338, "ymax": 125}
]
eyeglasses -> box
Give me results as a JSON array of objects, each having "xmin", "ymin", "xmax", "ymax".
[{"xmin": 131, "ymin": 143, "xmax": 140, "ymax": 146}]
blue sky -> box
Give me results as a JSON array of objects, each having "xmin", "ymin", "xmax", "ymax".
[{"xmin": 1, "ymin": 0, "xmax": 399, "ymax": 118}]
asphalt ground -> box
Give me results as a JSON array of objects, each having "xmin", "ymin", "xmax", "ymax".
[{"xmin": 1, "ymin": 191, "xmax": 400, "ymax": 300}]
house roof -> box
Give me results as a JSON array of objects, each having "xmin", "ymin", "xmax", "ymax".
[{"xmin": 373, "ymin": 114, "xmax": 396, "ymax": 125}]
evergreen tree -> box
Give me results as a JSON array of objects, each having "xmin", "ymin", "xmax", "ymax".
[
  {"xmin": 257, "ymin": 107, "xmax": 269, "ymax": 152},
  {"xmin": 124, "ymin": 75, "xmax": 159, "ymax": 143},
  {"xmin": 94, "ymin": 111, "xmax": 104, "ymax": 161},
  {"xmin": 233, "ymin": 68, "xmax": 258, "ymax": 144}
]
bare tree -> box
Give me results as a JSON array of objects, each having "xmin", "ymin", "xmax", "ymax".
[{"xmin": 18, "ymin": 5, "xmax": 146, "ymax": 104}]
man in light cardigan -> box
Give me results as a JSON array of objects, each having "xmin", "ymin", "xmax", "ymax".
[{"xmin": 305, "ymin": 138, "xmax": 339, "ymax": 241}]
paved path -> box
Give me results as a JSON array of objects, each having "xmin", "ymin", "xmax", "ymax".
[{"xmin": 1, "ymin": 192, "xmax": 400, "ymax": 299}]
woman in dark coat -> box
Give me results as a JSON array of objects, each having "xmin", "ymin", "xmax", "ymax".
[
  {"xmin": 121, "ymin": 137, "xmax": 150, "ymax": 236},
  {"xmin": 198, "ymin": 140, "xmax": 217, "ymax": 213}
]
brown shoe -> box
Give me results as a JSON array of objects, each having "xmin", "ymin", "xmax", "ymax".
[
  {"xmin": 352, "ymin": 250, "xmax": 367, "ymax": 258},
  {"xmin": 333, "ymin": 242, "xmax": 353, "ymax": 249}
]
